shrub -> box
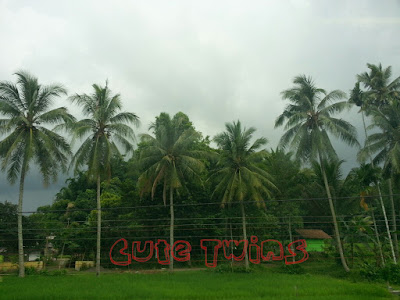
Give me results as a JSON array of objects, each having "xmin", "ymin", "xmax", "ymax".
[
  {"xmin": 280, "ymin": 263, "xmax": 305, "ymax": 275},
  {"xmin": 359, "ymin": 263, "xmax": 400, "ymax": 284},
  {"xmin": 210, "ymin": 263, "xmax": 253, "ymax": 273},
  {"xmin": 25, "ymin": 267, "xmax": 67, "ymax": 276},
  {"xmin": 25, "ymin": 267, "xmax": 39, "ymax": 275}
]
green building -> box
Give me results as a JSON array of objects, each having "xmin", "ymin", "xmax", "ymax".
[{"xmin": 295, "ymin": 229, "xmax": 332, "ymax": 252}]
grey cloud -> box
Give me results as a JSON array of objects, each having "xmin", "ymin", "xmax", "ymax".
[{"xmin": 0, "ymin": 0, "xmax": 399, "ymax": 211}]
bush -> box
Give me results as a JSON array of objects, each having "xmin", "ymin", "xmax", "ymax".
[
  {"xmin": 210, "ymin": 263, "xmax": 253, "ymax": 273},
  {"xmin": 359, "ymin": 263, "xmax": 400, "ymax": 284},
  {"xmin": 25, "ymin": 267, "xmax": 39, "ymax": 275},
  {"xmin": 25, "ymin": 267, "xmax": 67, "ymax": 276},
  {"xmin": 280, "ymin": 263, "xmax": 305, "ymax": 275},
  {"xmin": 49, "ymin": 269, "xmax": 67, "ymax": 276}
]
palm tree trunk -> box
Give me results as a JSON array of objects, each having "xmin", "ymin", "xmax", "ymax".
[
  {"xmin": 240, "ymin": 201, "xmax": 249, "ymax": 270},
  {"xmin": 288, "ymin": 217, "xmax": 295, "ymax": 263},
  {"xmin": 388, "ymin": 177, "xmax": 399, "ymax": 261},
  {"xmin": 230, "ymin": 221, "xmax": 234, "ymax": 271},
  {"xmin": 371, "ymin": 209, "xmax": 385, "ymax": 266},
  {"xmin": 96, "ymin": 174, "xmax": 101, "ymax": 277},
  {"xmin": 169, "ymin": 187, "xmax": 174, "ymax": 272},
  {"xmin": 319, "ymin": 152, "xmax": 350, "ymax": 272},
  {"xmin": 361, "ymin": 110, "xmax": 368, "ymax": 142},
  {"xmin": 376, "ymin": 184, "xmax": 397, "ymax": 264},
  {"xmin": 17, "ymin": 170, "xmax": 26, "ymax": 277}
]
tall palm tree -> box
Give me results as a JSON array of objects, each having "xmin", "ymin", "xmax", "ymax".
[
  {"xmin": 359, "ymin": 104, "xmax": 400, "ymax": 263},
  {"xmin": 211, "ymin": 120, "xmax": 276, "ymax": 270},
  {"xmin": 0, "ymin": 71, "xmax": 73, "ymax": 277},
  {"xmin": 275, "ymin": 75, "xmax": 359, "ymax": 272},
  {"xmin": 69, "ymin": 82, "xmax": 139, "ymax": 276},
  {"xmin": 355, "ymin": 63, "xmax": 400, "ymax": 262},
  {"xmin": 138, "ymin": 112, "xmax": 205, "ymax": 272}
]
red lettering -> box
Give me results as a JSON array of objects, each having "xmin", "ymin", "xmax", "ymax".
[
  {"xmin": 261, "ymin": 239, "xmax": 284, "ymax": 261},
  {"xmin": 249, "ymin": 236, "xmax": 260, "ymax": 264},
  {"xmin": 285, "ymin": 239, "xmax": 309, "ymax": 265},
  {"xmin": 132, "ymin": 241, "xmax": 154, "ymax": 262},
  {"xmin": 109, "ymin": 238, "xmax": 131, "ymax": 266},
  {"xmin": 155, "ymin": 239, "xmax": 170, "ymax": 265},
  {"xmin": 172, "ymin": 240, "xmax": 191, "ymax": 262},
  {"xmin": 222, "ymin": 239, "xmax": 248, "ymax": 261},
  {"xmin": 200, "ymin": 239, "xmax": 222, "ymax": 268}
]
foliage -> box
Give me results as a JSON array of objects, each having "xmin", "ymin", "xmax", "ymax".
[
  {"xmin": 211, "ymin": 120, "xmax": 276, "ymax": 207},
  {"xmin": 275, "ymin": 74, "xmax": 359, "ymax": 162},
  {"xmin": 359, "ymin": 263, "xmax": 400, "ymax": 284},
  {"xmin": 25, "ymin": 267, "xmax": 67, "ymax": 276},
  {"xmin": 68, "ymin": 82, "xmax": 139, "ymax": 180},
  {"xmin": 0, "ymin": 70, "xmax": 73, "ymax": 184},
  {"xmin": 357, "ymin": 63, "xmax": 400, "ymax": 108},
  {"xmin": 138, "ymin": 112, "xmax": 206, "ymax": 202},
  {"xmin": 279, "ymin": 263, "xmax": 306, "ymax": 274},
  {"xmin": 210, "ymin": 263, "xmax": 253, "ymax": 273},
  {"xmin": 359, "ymin": 103, "xmax": 400, "ymax": 175}
]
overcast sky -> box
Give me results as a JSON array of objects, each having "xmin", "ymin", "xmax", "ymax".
[{"xmin": 1, "ymin": 0, "xmax": 400, "ymax": 212}]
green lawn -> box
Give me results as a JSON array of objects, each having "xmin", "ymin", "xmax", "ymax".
[{"xmin": 0, "ymin": 271, "xmax": 395, "ymax": 299}]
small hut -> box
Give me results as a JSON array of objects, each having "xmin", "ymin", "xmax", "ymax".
[{"xmin": 295, "ymin": 229, "xmax": 332, "ymax": 252}]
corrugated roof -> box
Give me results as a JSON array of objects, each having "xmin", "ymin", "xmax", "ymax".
[{"xmin": 295, "ymin": 229, "xmax": 332, "ymax": 239}]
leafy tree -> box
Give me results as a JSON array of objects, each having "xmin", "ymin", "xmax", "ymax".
[
  {"xmin": 68, "ymin": 82, "xmax": 139, "ymax": 276},
  {"xmin": 275, "ymin": 75, "xmax": 359, "ymax": 272},
  {"xmin": 138, "ymin": 112, "xmax": 205, "ymax": 271},
  {"xmin": 211, "ymin": 120, "xmax": 276, "ymax": 270},
  {"xmin": 0, "ymin": 71, "xmax": 72, "ymax": 277}
]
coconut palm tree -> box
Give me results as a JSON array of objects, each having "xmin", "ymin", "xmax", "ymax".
[
  {"xmin": 355, "ymin": 63, "xmax": 400, "ymax": 262},
  {"xmin": 357, "ymin": 63, "xmax": 400, "ymax": 107},
  {"xmin": 211, "ymin": 120, "xmax": 276, "ymax": 270},
  {"xmin": 275, "ymin": 75, "xmax": 359, "ymax": 272},
  {"xmin": 68, "ymin": 82, "xmax": 139, "ymax": 276},
  {"xmin": 138, "ymin": 112, "xmax": 205, "ymax": 272},
  {"xmin": 0, "ymin": 71, "xmax": 73, "ymax": 277},
  {"xmin": 358, "ymin": 104, "xmax": 400, "ymax": 263}
]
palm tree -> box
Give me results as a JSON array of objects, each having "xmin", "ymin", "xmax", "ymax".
[
  {"xmin": 138, "ymin": 112, "xmax": 205, "ymax": 272},
  {"xmin": 0, "ymin": 71, "xmax": 73, "ymax": 277},
  {"xmin": 358, "ymin": 104, "xmax": 400, "ymax": 263},
  {"xmin": 357, "ymin": 63, "xmax": 400, "ymax": 107},
  {"xmin": 275, "ymin": 75, "xmax": 359, "ymax": 272},
  {"xmin": 355, "ymin": 63, "xmax": 400, "ymax": 263},
  {"xmin": 211, "ymin": 120, "xmax": 276, "ymax": 270},
  {"xmin": 68, "ymin": 82, "xmax": 139, "ymax": 276}
]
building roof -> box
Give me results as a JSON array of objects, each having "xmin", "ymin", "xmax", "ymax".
[{"xmin": 295, "ymin": 229, "xmax": 332, "ymax": 239}]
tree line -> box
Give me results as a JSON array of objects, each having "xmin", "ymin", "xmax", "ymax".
[{"xmin": 0, "ymin": 63, "xmax": 399, "ymax": 277}]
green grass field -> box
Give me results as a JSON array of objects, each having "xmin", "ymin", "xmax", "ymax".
[{"xmin": 0, "ymin": 270, "xmax": 395, "ymax": 300}]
